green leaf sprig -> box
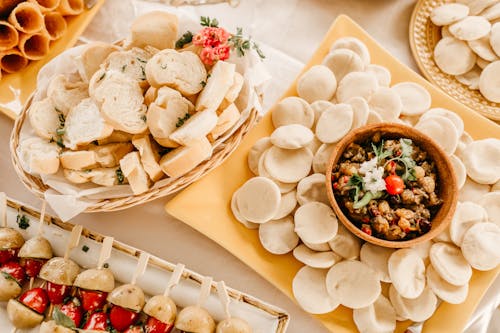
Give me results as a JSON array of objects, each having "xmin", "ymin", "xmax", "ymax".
[
  {"xmin": 229, "ymin": 27, "xmax": 265, "ymax": 60},
  {"xmin": 175, "ymin": 31, "xmax": 193, "ymax": 49},
  {"xmin": 200, "ymin": 16, "xmax": 219, "ymax": 27}
]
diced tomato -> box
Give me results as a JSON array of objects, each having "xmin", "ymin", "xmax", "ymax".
[
  {"xmin": 109, "ymin": 305, "xmax": 139, "ymax": 331},
  {"xmin": 361, "ymin": 225, "xmax": 372, "ymax": 236},
  {"xmin": 83, "ymin": 312, "xmax": 109, "ymax": 330},
  {"xmin": 21, "ymin": 258, "xmax": 45, "ymax": 278},
  {"xmin": 60, "ymin": 297, "xmax": 83, "ymax": 327},
  {"xmin": 79, "ymin": 289, "xmax": 108, "ymax": 312}
]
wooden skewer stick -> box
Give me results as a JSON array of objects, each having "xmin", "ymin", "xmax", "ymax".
[
  {"xmin": 64, "ymin": 225, "xmax": 83, "ymax": 261},
  {"xmin": 131, "ymin": 252, "xmax": 149, "ymax": 285},
  {"xmin": 164, "ymin": 263, "xmax": 185, "ymax": 297},
  {"xmin": 217, "ymin": 281, "xmax": 232, "ymax": 319},
  {"xmin": 0, "ymin": 192, "xmax": 7, "ymax": 228},
  {"xmin": 197, "ymin": 276, "xmax": 213, "ymax": 308},
  {"xmin": 97, "ymin": 237, "xmax": 113, "ymax": 270},
  {"xmin": 36, "ymin": 200, "xmax": 46, "ymax": 236}
]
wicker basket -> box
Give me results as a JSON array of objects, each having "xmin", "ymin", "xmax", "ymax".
[
  {"xmin": 10, "ymin": 94, "xmax": 260, "ymax": 213},
  {"xmin": 409, "ymin": 0, "xmax": 500, "ymax": 121}
]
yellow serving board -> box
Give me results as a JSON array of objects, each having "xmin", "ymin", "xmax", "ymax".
[
  {"xmin": 0, "ymin": 0, "xmax": 106, "ymax": 119},
  {"xmin": 166, "ymin": 15, "xmax": 500, "ymax": 333}
]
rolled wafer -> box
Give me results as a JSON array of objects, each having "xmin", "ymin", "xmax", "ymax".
[
  {"xmin": 0, "ymin": 48, "xmax": 28, "ymax": 73},
  {"xmin": 18, "ymin": 31, "xmax": 50, "ymax": 60},
  {"xmin": 0, "ymin": 0, "xmax": 22, "ymax": 17},
  {"xmin": 29, "ymin": 0, "xmax": 61, "ymax": 13},
  {"xmin": 8, "ymin": 2, "xmax": 45, "ymax": 34},
  {"xmin": 43, "ymin": 11, "xmax": 67, "ymax": 40},
  {"xmin": 57, "ymin": 0, "xmax": 84, "ymax": 16},
  {"xmin": 0, "ymin": 21, "xmax": 19, "ymax": 51}
]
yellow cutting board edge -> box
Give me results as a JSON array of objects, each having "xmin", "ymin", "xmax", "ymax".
[{"xmin": 166, "ymin": 14, "xmax": 500, "ymax": 333}]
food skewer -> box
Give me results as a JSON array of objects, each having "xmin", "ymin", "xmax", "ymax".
[{"xmin": 215, "ymin": 281, "xmax": 252, "ymax": 333}]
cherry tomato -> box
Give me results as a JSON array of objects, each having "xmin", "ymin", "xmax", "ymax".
[
  {"xmin": 385, "ymin": 175, "xmax": 404, "ymax": 195},
  {"xmin": 83, "ymin": 311, "xmax": 109, "ymax": 330},
  {"xmin": 46, "ymin": 281, "xmax": 72, "ymax": 304},
  {"xmin": 361, "ymin": 225, "xmax": 372, "ymax": 236},
  {"xmin": 0, "ymin": 261, "xmax": 25, "ymax": 285},
  {"xmin": 0, "ymin": 249, "xmax": 17, "ymax": 264},
  {"xmin": 145, "ymin": 316, "xmax": 174, "ymax": 333},
  {"xmin": 60, "ymin": 297, "xmax": 83, "ymax": 327},
  {"xmin": 110, "ymin": 305, "xmax": 139, "ymax": 331},
  {"xmin": 19, "ymin": 287, "xmax": 49, "ymax": 314},
  {"xmin": 79, "ymin": 289, "xmax": 108, "ymax": 312},
  {"xmin": 21, "ymin": 258, "xmax": 45, "ymax": 279}
]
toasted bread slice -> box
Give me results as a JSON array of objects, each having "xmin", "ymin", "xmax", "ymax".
[
  {"xmin": 159, "ymin": 137, "xmax": 213, "ymax": 178},
  {"xmin": 132, "ymin": 135, "xmax": 164, "ymax": 182},
  {"xmin": 119, "ymin": 152, "xmax": 150, "ymax": 195},
  {"xmin": 169, "ymin": 109, "xmax": 218, "ymax": 146},
  {"xmin": 102, "ymin": 47, "xmax": 152, "ymax": 88},
  {"xmin": 195, "ymin": 60, "xmax": 235, "ymax": 111},
  {"xmin": 28, "ymin": 98, "xmax": 60, "ymax": 140}
]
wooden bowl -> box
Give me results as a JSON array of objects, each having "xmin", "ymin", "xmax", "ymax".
[{"xmin": 325, "ymin": 123, "xmax": 458, "ymax": 248}]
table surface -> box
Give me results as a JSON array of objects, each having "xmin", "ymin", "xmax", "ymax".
[{"xmin": 0, "ymin": 0, "xmax": 498, "ymax": 332}]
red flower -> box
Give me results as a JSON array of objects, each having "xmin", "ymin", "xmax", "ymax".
[{"xmin": 193, "ymin": 26, "xmax": 232, "ymax": 65}]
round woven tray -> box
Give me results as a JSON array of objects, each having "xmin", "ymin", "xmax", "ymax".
[
  {"xmin": 409, "ymin": 0, "xmax": 500, "ymax": 121},
  {"xmin": 10, "ymin": 94, "xmax": 259, "ymax": 212}
]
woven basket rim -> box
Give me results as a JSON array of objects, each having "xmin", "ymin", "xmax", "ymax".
[{"xmin": 409, "ymin": 0, "xmax": 500, "ymax": 121}]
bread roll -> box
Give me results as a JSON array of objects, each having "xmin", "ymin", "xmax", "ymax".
[
  {"xmin": 208, "ymin": 103, "xmax": 240, "ymax": 141},
  {"xmin": 195, "ymin": 60, "xmax": 235, "ymax": 111},
  {"xmin": 0, "ymin": 48, "xmax": 28, "ymax": 73},
  {"xmin": 0, "ymin": 21, "xmax": 19, "ymax": 51},
  {"xmin": 224, "ymin": 71, "xmax": 244, "ymax": 103},
  {"xmin": 147, "ymin": 98, "xmax": 190, "ymax": 148},
  {"xmin": 63, "ymin": 167, "xmax": 124, "ymax": 186},
  {"xmin": 43, "ymin": 11, "xmax": 67, "ymax": 41},
  {"xmin": 159, "ymin": 137, "xmax": 213, "ymax": 178},
  {"xmin": 17, "ymin": 137, "xmax": 60, "ymax": 175},
  {"xmin": 89, "ymin": 142, "xmax": 134, "ymax": 168},
  {"xmin": 169, "ymin": 109, "xmax": 218, "ymax": 146},
  {"xmin": 8, "ymin": 2, "xmax": 44, "ymax": 34},
  {"xmin": 76, "ymin": 42, "xmax": 119, "ymax": 82},
  {"xmin": 129, "ymin": 11, "xmax": 178, "ymax": 50},
  {"xmin": 132, "ymin": 135, "xmax": 164, "ymax": 182},
  {"xmin": 47, "ymin": 74, "xmax": 89, "ymax": 115},
  {"xmin": 28, "ymin": 98, "xmax": 59, "ymax": 140},
  {"xmin": 60, "ymin": 150, "xmax": 97, "ymax": 170},
  {"xmin": 119, "ymin": 152, "xmax": 150, "ymax": 195}
]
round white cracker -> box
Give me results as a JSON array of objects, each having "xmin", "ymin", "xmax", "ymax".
[
  {"xmin": 328, "ymin": 224, "xmax": 361, "ymax": 260},
  {"xmin": 461, "ymin": 222, "xmax": 500, "ymax": 270},
  {"xmin": 365, "ymin": 64, "xmax": 391, "ymax": 87},
  {"xmin": 388, "ymin": 285, "xmax": 438, "ymax": 322},
  {"xmin": 415, "ymin": 115, "xmax": 459, "ymax": 155},
  {"xmin": 231, "ymin": 189, "xmax": 259, "ymax": 229},
  {"xmin": 388, "ymin": 249, "xmax": 426, "ymax": 299},
  {"xmin": 360, "ymin": 243, "xmax": 395, "ymax": 283},
  {"xmin": 337, "ymin": 72, "xmax": 379, "ymax": 103},
  {"xmin": 292, "ymin": 244, "xmax": 341, "ymax": 269},
  {"xmin": 426, "ymin": 265, "xmax": 469, "ymax": 304},
  {"xmin": 326, "ymin": 260, "xmax": 381, "ymax": 309},
  {"xmin": 322, "ymin": 48, "xmax": 364, "ymax": 82},
  {"xmin": 429, "ymin": 242, "xmax": 472, "ymax": 286},
  {"xmin": 368, "ymin": 87, "xmax": 403, "ymax": 121},
  {"xmin": 455, "ymin": 66, "xmax": 482, "ymax": 90},
  {"xmin": 491, "ymin": 23, "xmax": 500, "ymax": 57},
  {"xmin": 431, "ymin": 3, "xmax": 470, "ymax": 26},
  {"xmin": 479, "ymin": 61, "xmax": 500, "ymax": 103},
  {"xmin": 270, "ymin": 124, "xmax": 314, "ymax": 150},
  {"xmin": 292, "ymin": 266, "xmax": 340, "ymax": 314},
  {"xmin": 421, "ymin": 107, "xmax": 465, "ymax": 137},
  {"xmin": 264, "ymin": 146, "xmax": 313, "ymax": 183},
  {"xmin": 297, "ymin": 65, "xmax": 337, "ymax": 103},
  {"xmin": 315, "ymin": 103, "xmax": 353, "ymax": 143},
  {"xmin": 468, "ymin": 36, "xmax": 498, "ymax": 61},
  {"xmin": 366, "ymin": 110, "xmax": 383, "ymax": 125},
  {"xmin": 294, "ymin": 202, "xmax": 338, "ymax": 244},
  {"xmin": 271, "ymin": 96, "xmax": 314, "ymax": 129},
  {"xmin": 257, "ymin": 149, "xmax": 297, "ymax": 193},
  {"xmin": 236, "ymin": 177, "xmax": 281, "ymax": 223},
  {"xmin": 353, "ymin": 295, "xmax": 396, "ymax": 333},
  {"xmin": 330, "ymin": 37, "xmax": 370, "ymax": 65},
  {"xmin": 303, "ymin": 241, "xmax": 331, "ymax": 252},
  {"xmin": 296, "ymin": 173, "xmax": 329, "ymax": 206},
  {"xmin": 258, "ymin": 216, "xmax": 299, "ymax": 255},
  {"xmin": 449, "ymin": 155, "xmax": 467, "ymax": 190},
  {"xmin": 459, "ymin": 177, "xmax": 491, "ymax": 203},
  {"xmin": 346, "ymin": 96, "xmax": 369, "ymax": 129},
  {"xmin": 478, "ymin": 192, "xmax": 500, "ymax": 227},
  {"xmin": 450, "ymin": 201, "xmax": 488, "ymax": 246},
  {"xmin": 248, "ymin": 137, "xmax": 272, "ymax": 175},
  {"xmin": 434, "ymin": 37, "xmax": 477, "ymax": 75},
  {"xmin": 312, "ymin": 143, "xmax": 336, "ymax": 174},
  {"xmin": 310, "ymin": 100, "xmax": 335, "ymax": 126},
  {"xmin": 273, "ymin": 190, "xmax": 298, "ymax": 220},
  {"xmin": 461, "ymin": 138, "xmax": 500, "ymax": 184},
  {"xmin": 392, "ymin": 82, "xmax": 432, "ymax": 116},
  {"xmin": 449, "ymin": 16, "xmax": 491, "ymax": 41}
]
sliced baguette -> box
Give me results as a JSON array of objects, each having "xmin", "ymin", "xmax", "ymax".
[
  {"xmin": 102, "ymin": 48, "xmax": 152, "ymax": 87},
  {"xmin": 28, "ymin": 98, "xmax": 60, "ymax": 140},
  {"xmin": 63, "ymin": 98, "xmax": 114, "ymax": 149},
  {"xmin": 63, "ymin": 167, "xmax": 125, "ymax": 186},
  {"xmin": 97, "ymin": 131, "xmax": 134, "ymax": 145},
  {"xmin": 75, "ymin": 42, "xmax": 120, "ymax": 82},
  {"xmin": 60, "ymin": 150, "xmax": 97, "ymax": 170},
  {"xmin": 145, "ymin": 49, "xmax": 207, "ymax": 95},
  {"xmin": 89, "ymin": 142, "xmax": 134, "ymax": 168},
  {"xmin": 224, "ymin": 71, "xmax": 244, "ymax": 103},
  {"xmin": 119, "ymin": 152, "xmax": 150, "ymax": 195},
  {"xmin": 159, "ymin": 137, "xmax": 213, "ymax": 178},
  {"xmin": 63, "ymin": 169, "xmax": 91, "ymax": 184},
  {"xmin": 144, "ymin": 87, "xmax": 157, "ymax": 106},
  {"xmin": 208, "ymin": 103, "xmax": 240, "ymax": 141},
  {"xmin": 47, "ymin": 74, "xmax": 89, "ymax": 115},
  {"xmin": 132, "ymin": 135, "xmax": 164, "ymax": 182},
  {"xmin": 147, "ymin": 98, "xmax": 191, "ymax": 148},
  {"xmin": 129, "ymin": 11, "xmax": 178, "ymax": 50},
  {"xmin": 195, "ymin": 60, "xmax": 235, "ymax": 111},
  {"xmin": 169, "ymin": 109, "xmax": 218, "ymax": 146},
  {"xmin": 89, "ymin": 70, "xmax": 147, "ymax": 134},
  {"xmin": 17, "ymin": 137, "xmax": 60, "ymax": 175},
  {"xmin": 155, "ymin": 86, "xmax": 182, "ymax": 108}
]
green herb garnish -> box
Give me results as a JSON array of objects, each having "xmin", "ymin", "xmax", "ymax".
[
  {"xmin": 116, "ymin": 168, "xmax": 124, "ymax": 184},
  {"xmin": 55, "ymin": 136, "xmax": 65, "ymax": 148},
  {"xmin": 56, "ymin": 128, "xmax": 65, "ymax": 136},
  {"xmin": 53, "ymin": 307, "xmax": 76, "ymax": 329},
  {"xmin": 200, "ymin": 80, "xmax": 206, "ymax": 87},
  {"xmin": 82, "ymin": 245, "xmax": 89, "ymax": 253},
  {"xmin": 229, "ymin": 27, "xmax": 265, "ymax": 59},
  {"xmin": 372, "ymin": 140, "xmax": 392, "ymax": 162},
  {"xmin": 200, "ymin": 16, "xmax": 219, "ymax": 27},
  {"xmin": 175, "ymin": 31, "xmax": 193, "ymax": 49},
  {"xmin": 16, "ymin": 214, "xmax": 30, "ymax": 229},
  {"xmin": 136, "ymin": 57, "xmax": 147, "ymax": 64},
  {"xmin": 103, "ymin": 263, "xmax": 109, "ymax": 268},
  {"xmin": 347, "ymin": 173, "xmax": 363, "ymax": 203},
  {"xmin": 176, "ymin": 113, "xmax": 191, "ymax": 128}
]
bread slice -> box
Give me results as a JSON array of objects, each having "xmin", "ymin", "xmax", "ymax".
[
  {"xmin": 102, "ymin": 47, "xmax": 152, "ymax": 88},
  {"xmin": 224, "ymin": 71, "xmax": 244, "ymax": 103},
  {"xmin": 129, "ymin": 11, "xmax": 178, "ymax": 50},
  {"xmin": 60, "ymin": 150, "xmax": 97, "ymax": 170},
  {"xmin": 63, "ymin": 167, "xmax": 126, "ymax": 186},
  {"xmin": 75, "ymin": 42, "xmax": 120, "ymax": 82},
  {"xmin": 47, "ymin": 74, "xmax": 89, "ymax": 115},
  {"xmin": 28, "ymin": 98, "xmax": 60, "ymax": 140},
  {"xmin": 119, "ymin": 152, "xmax": 150, "ymax": 195},
  {"xmin": 132, "ymin": 135, "xmax": 164, "ymax": 182},
  {"xmin": 195, "ymin": 61, "xmax": 236, "ymax": 111},
  {"xmin": 145, "ymin": 49, "xmax": 207, "ymax": 95},
  {"xmin": 144, "ymin": 87, "xmax": 157, "ymax": 106},
  {"xmin": 97, "ymin": 131, "xmax": 134, "ymax": 145},
  {"xmin": 17, "ymin": 137, "xmax": 60, "ymax": 175},
  {"xmin": 89, "ymin": 142, "xmax": 134, "ymax": 168},
  {"xmin": 208, "ymin": 103, "xmax": 240, "ymax": 141},
  {"xmin": 159, "ymin": 137, "xmax": 213, "ymax": 178},
  {"xmin": 147, "ymin": 98, "xmax": 191, "ymax": 148},
  {"xmin": 89, "ymin": 70, "xmax": 147, "ymax": 134},
  {"xmin": 63, "ymin": 98, "xmax": 114, "ymax": 149},
  {"xmin": 169, "ymin": 109, "xmax": 218, "ymax": 146},
  {"xmin": 155, "ymin": 86, "xmax": 182, "ymax": 108},
  {"xmin": 63, "ymin": 169, "xmax": 90, "ymax": 184}
]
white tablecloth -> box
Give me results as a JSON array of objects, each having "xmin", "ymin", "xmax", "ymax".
[{"xmin": 0, "ymin": 0, "xmax": 498, "ymax": 332}]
